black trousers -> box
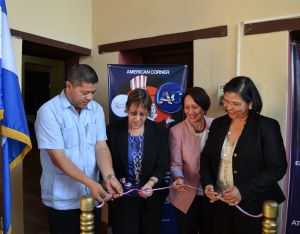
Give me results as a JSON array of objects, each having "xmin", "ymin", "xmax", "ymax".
[
  {"xmin": 211, "ymin": 201, "xmax": 263, "ymax": 234},
  {"xmin": 174, "ymin": 195, "xmax": 213, "ymax": 234},
  {"xmin": 47, "ymin": 206, "xmax": 102, "ymax": 234},
  {"xmin": 109, "ymin": 194, "xmax": 165, "ymax": 234}
]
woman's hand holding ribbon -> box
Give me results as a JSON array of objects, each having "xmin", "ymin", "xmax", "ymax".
[
  {"xmin": 204, "ymin": 185, "xmax": 219, "ymax": 203},
  {"xmin": 138, "ymin": 181, "xmax": 153, "ymax": 199},
  {"xmin": 172, "ymin": 178, "xmax": 186, "ymax": 194},
  {"xmin": 138, "ymin": 189, "xmax": 152, "ymax": 199},
  {"xmin": 222, "ymin": 186, "xmax": 242, "ymax": 206}
]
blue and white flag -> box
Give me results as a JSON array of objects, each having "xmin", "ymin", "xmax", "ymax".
[{"xmin": 1, "ymin": 1, "xmax": 32, "ymax": 233}]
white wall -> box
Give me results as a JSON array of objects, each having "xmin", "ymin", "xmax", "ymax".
[
  {"xmin": 93, "ymin": 0, "xmax": 299, "ymax": 44},
  {"xmin": 7, "ymin": 0, "xmax": 92, "ymax": 48}
]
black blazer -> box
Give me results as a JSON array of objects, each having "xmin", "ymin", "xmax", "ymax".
[
  {"xmin": 200, "ymin": 114, "xmax": 288, "ymax": 214},
  {"xmin": 106, "ymin": 117, "xmax": 169, "ymax": 189}
]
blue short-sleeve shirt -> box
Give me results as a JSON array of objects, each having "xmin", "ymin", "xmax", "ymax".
[{"xmin": 35, "ymin": 90, "xmax": 107, "ymax": 209}]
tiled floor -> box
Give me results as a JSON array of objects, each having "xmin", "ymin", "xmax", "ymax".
[{"xmin": 23, "ymin": 137, "xmax": 50, "ymax": 234}]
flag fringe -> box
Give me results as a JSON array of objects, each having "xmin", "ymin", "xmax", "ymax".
[
  {"xmin": 0, "ymin": 109, "xmax": 3, "ymax": 120},
  {"xmin": 9, "ymin": 144, "xmax": 32, "ymax": 170},
  {"xmin": 1, "ymin": 125, "xmax": 32, "ymax": 170},
  {"xmin": 1, "ymin": 125, "xmax": 32, "ymax": 146}
]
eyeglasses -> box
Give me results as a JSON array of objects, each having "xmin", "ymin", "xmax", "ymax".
[
  {"xmin": 222, "ymin": 98, "xmax": 244, "ymax": 108},
  {"xmin": 128, "ymin": 111, "xmax": 149, "ymax": 118}
]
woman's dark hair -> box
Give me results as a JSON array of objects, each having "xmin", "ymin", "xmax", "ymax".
[
  {"xmin": 67, "ymin": 64, "xmax": 98, "ymax": 86},
  {"xmin": 181, "ymin": 87, "xmax": 211, "ymax": 112},
  {"xmin": 125, "ymin": 88, "xmax": 152, "ymax": 115},
  {"xmin": 223, "ymin": 76, "xmax": 262, "ymax": 120}
]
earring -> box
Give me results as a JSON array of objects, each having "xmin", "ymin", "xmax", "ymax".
[{"xmin": 249, "ymin": 105, "xmax": 252, "ymax": 110}]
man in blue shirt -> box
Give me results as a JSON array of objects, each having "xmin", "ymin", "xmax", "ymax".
[{"xmin": 35, "ymin": 64, "xmax": 122, "ymax": 233}]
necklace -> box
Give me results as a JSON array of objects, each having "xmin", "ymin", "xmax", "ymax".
[
  {"xmin": 195, "ymin": 118, "xmax": 206, "ymax": 133},
  {"xmin": 219, "ymin": 121, "xmax": 244, "ymax": 189},
  {"xmin": 218, "ymin": 122, "xmax": 241, "ymax": 192},
  {"xmin": 227, "ymin": 120, "xmax": 245, "ymax": 143},
  {"xmin": 130, "ymin": 125, "xmax": 144, "ymax": 184}
]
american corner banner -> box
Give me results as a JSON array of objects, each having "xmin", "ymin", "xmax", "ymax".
[
  {"xmin": 286, "ymin": 42, "xmax": 300, "ymax": 233},
  {"xmin": 108, "ymin": 64, "xmax": 187, "ymax": 128},
  {"xmin": 108, "ymin": 64, "xmax": 187, "ymax": 234}
]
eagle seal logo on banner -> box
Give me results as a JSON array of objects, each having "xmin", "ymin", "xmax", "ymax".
[{"xmin": 156, "ymin": 82, "xmax": 183, "ymax": 113}]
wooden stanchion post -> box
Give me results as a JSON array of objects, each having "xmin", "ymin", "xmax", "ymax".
[
  {"xmin": 80, "ymin": 195, "xmax": 94, "ymax": 234},
  {"xmin": 261, "ymin": 200, "xmax": 279, "ymax": 234},
  {"xmin": 0, "ymin": 217, "xmax": 3, "ymax": 234}
]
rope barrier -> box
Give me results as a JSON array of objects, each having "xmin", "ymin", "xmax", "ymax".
[{"xmin": 94, "ymin": 178, "xmax": 263, "ymax": 218}]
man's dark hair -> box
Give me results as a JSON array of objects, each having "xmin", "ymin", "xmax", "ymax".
[{"xmin": 67, "ymin": 64, "xmax": 98, "ymax": 86}]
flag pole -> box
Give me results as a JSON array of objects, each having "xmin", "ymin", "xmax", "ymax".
[
  {"xmin": 0, "ymin": 120, "xmax": 4, "ymax": 233},
  {"xmin": 1, "ymin": 1, "xmax": 32, "ymax": 232}
]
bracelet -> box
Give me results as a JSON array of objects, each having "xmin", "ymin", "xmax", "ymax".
[
  {"xmin": 174, "ymin": 176, "xmax": 183, "ymax": 181},
  {"xmin": 149, "ymin": 178, "xmax": 157, "ymax": 185},
  {"xmin": 103, "ymin": 174, "xmax": 116, "ymax": 183}
]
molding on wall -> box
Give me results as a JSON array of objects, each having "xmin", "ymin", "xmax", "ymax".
[
  {"xmin": 98, "ymin": 25, "xmax": 227, "ymax": 54},
  {"xmin": 11, "ymin": 29, "xmax": 91, "ymax": 59},
  {"xmin": 244, "ymin": 17, "xmax": 300, "ymax": 35}
]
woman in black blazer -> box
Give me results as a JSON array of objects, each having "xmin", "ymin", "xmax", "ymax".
[
  {"xmin": 106, "ymin": 88, "xmax": 169, "ymax": 234},
  {"xmin": 200, "ymin": 76, "xmax": 287, "ymax": 234}
]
